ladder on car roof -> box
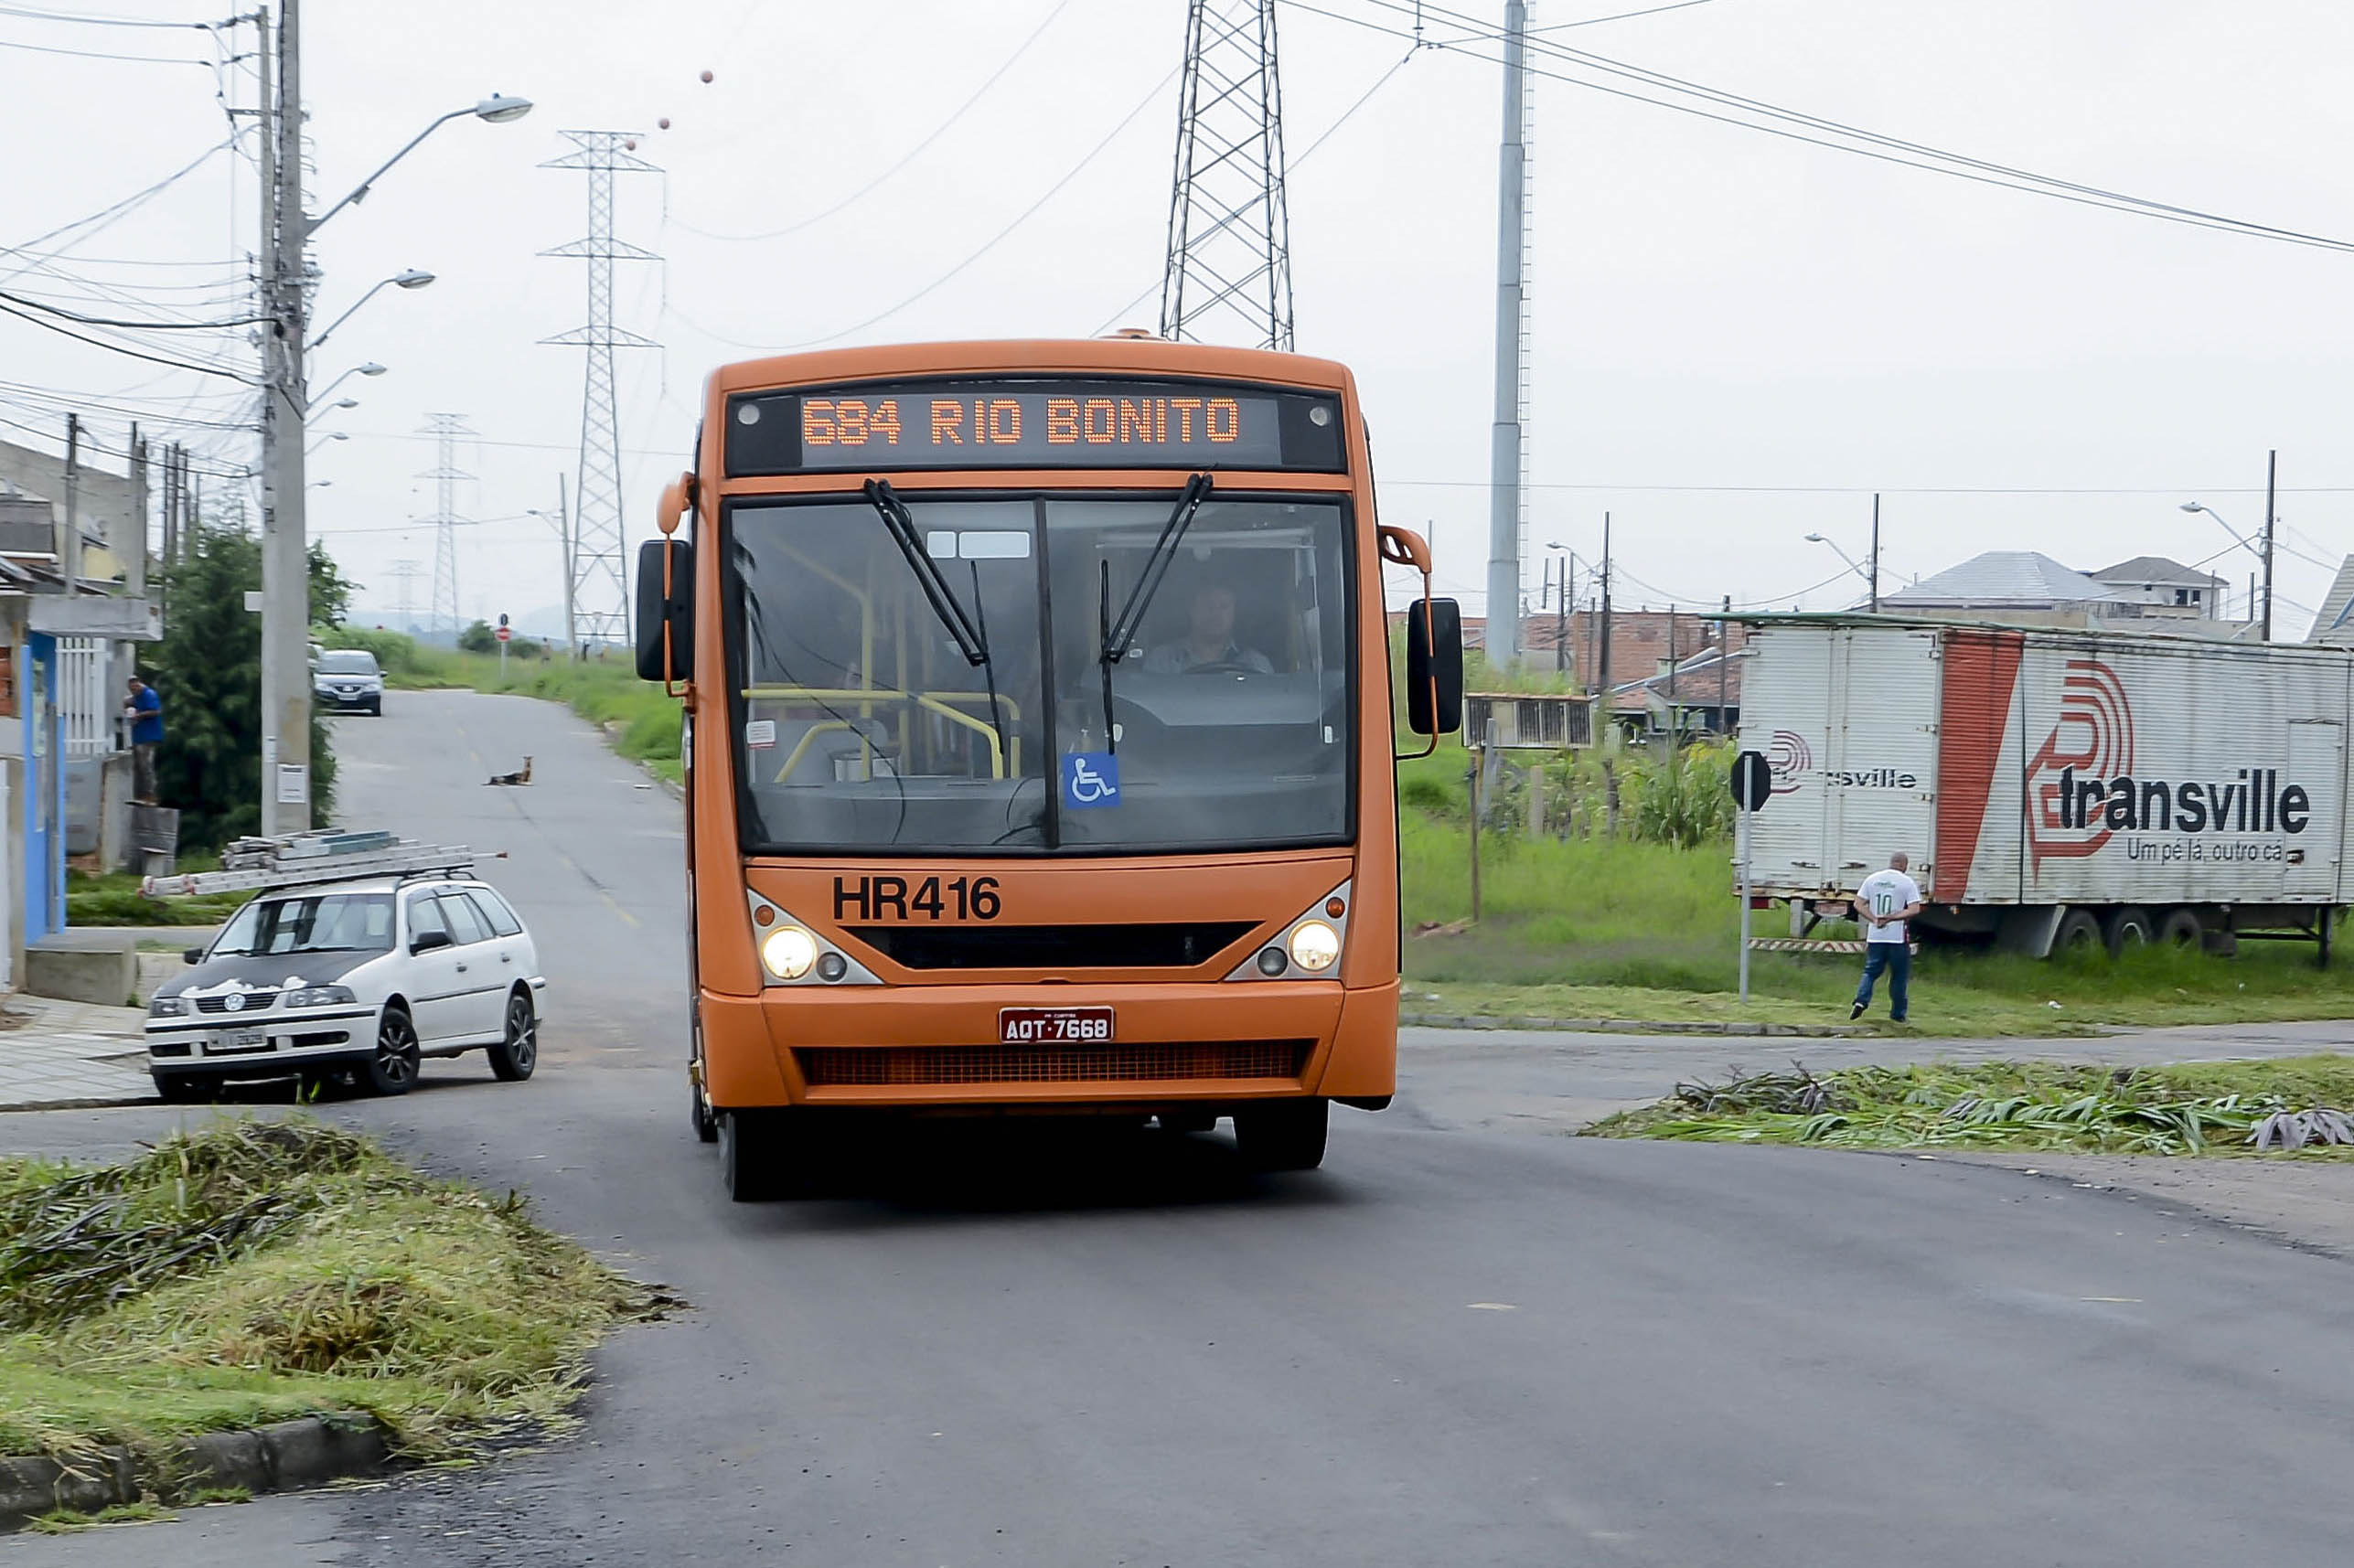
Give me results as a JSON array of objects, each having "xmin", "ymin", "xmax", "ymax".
[{"xmin": 141, "ymin": 831, "xmax": 482, "ymax": 899}]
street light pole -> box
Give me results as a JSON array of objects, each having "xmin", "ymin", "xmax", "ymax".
[
  {"xmin": 2263, "ymin": 449, "xmax": 2276, "ymax": 643},
  {"xmin": 1869, "ymin": 492, "xmax": 1881, "ymax": 613}
]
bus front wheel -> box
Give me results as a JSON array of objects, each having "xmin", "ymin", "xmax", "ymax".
[
  {"xmin": 720, "ymin": 1110, "xmax": 783, "ymax": 1201},
  {"xmin": 1235, "ymin": 1098, "xmax": 1329, "ymax": 1172}
]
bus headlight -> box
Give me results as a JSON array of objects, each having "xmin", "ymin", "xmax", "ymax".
[
  {"xmin": 762, "ymin": 925, "xmax": 819, "ymax": 980},
  {"xmin": 1289, "ymin": 921, "xmax": 1341, "ymax": 972}
]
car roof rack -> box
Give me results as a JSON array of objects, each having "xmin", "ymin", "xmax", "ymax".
[{"xmin": 141, "ymin": 831, "xmax": 484, "ymax": 899}]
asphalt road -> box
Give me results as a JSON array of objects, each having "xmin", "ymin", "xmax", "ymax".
[{"xmin": 10, "ymin": 688, "xmax": 2354, "ymax": 1565}]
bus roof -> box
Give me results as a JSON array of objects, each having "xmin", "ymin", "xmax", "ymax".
[{"xmin": 707, "ymin": 337, "xmax": 1356, "ymax": 400}]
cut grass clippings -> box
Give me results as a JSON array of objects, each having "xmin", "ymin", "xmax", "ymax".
[
  {"xmin": 0, "ymin": 1120, "xmax": 664, "ymax": 1480},
  {"xmin": 1588, "ymin": 1054, "xmax": 2354, "ymax": 1156}
]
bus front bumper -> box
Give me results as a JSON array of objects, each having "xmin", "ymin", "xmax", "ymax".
[{"xmin": 700, "ymin": 980, "xmax": 1399, "ymax": 1110}]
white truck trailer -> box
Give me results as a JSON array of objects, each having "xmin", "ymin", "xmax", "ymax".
[{"xmin": 1736, "ymin": 617, "xmax": 2349, "ymax": 959}]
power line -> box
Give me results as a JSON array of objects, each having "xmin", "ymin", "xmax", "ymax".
[
  {"xmin": 0, "ymin": 296, "xmax": 255, "ymax": 379},
  {"xmin": 1532, "ymin": 0, "xmax": 1717, "ymax": 30},
  {"xmin": 1300, "ymin": 0, "xmax": 2354, "ymax": 258},
  {"xmin": 0, "ymin": 1, "xmax": 227, "ymax": 27},
  {"xmin": 2, "ymin": 131, "xmax": 242, "ymax": 267},
  {"xmin": 0, "ymin": 284, "xmax": 260, "ymax": 331},
  {"xmin": 671, "ymin": 0, "xmax": 1075, "ymax": 243},
  {"xmin": 673, "ymin": 62, "xmax": 1182, "ymax": 353},
  {"xmin": 0, "ymin": 31, "xmax": 210, "ymax": 61}
]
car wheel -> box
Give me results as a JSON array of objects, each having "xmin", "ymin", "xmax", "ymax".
[
  {"xmin": 2159, "ymin": 907, "xmax": 2206, "ymax": 948},
  {"xmin": 719, "ymin": 1110, "xmax": 780, "ymax": 1202},
  {"xmin": 2052, "ymin": 907, "xmax": 2104, "ymax": 957},
  {"xmin": 152, "ymin": 1072, "xmax": 215, "ymax": 1104},
  {"xmin": 1233, "ymin": 1098, "xmax": 1329, "ymax": 1171},
  {"xmin": 364, "ymin": 1005, "xmax": 423, "ymax": 1096},
  {"xmin": 2105, "ymin": 905, "xmax": 2156, "ymax": 957},
  {"xmin": 487, "ymin": 988, "xmax": 538, "ymax": 1082},
  {"xmin": 369, "ymin": 699, "xmax": 382, "ymax": 716}
]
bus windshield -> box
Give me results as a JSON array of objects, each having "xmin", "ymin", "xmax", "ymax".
[{"xmin": 727, "ymin": 493, "xmax": 1352, "ymax": 855}]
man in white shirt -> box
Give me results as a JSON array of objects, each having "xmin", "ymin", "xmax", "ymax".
[{"xmin": 1850, "ymin": 851, "xmax": 1924, "ymax": 1022}]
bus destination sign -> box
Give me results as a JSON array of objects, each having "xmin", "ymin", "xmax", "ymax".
[{"xmin": 724, "ymin": 379, "xmax": 1343, "ymax": 475}]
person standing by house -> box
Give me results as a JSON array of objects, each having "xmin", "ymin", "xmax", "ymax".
[
  {"xmin": 1850, "ymin": 851, "xmax": 1924, "ymax": 1022},
  {"xmin": 123, "ymin": 675, "xmax": 162, "ymax": 804}
]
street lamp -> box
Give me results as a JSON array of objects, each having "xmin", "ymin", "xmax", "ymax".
[
  {"xmin": 258, "ymin": 60, "xmax": 531, "ymax": 835},
  {"xmin": 2180, "ymin": 498, "xmax": 2270, "ymax": 636},
  {"xmin": 306, "ymin": 361, "xmax": 385, "ymax": 411},
  {"xmin": 1541, "ymin": 539, "xmax": 1575, "ymax": 674},
  {"xmin": 309, "ymin": 270, "xmax": 434, "ymax": 351},
  {"xmin": 1804, "ymin": 531, "xmax": 1878, "ymax": 611},
  {"xmin": 305, "ymin": 430, "xmax": 349, "ymax": 455},
  {"xmin": 527, "ymin": 475, "xmax": 575, "ymax": 659}
]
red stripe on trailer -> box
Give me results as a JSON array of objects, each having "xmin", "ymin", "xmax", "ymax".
[{"xmin": 1933, "ymin": 629, "xmax": 2024, "ymax": 901}]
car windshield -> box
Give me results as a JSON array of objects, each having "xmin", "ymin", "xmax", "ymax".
[
  {"xmin": 211, "ymin": 891, "xmax": 395, "ymax": 955},
  {"xmin": 727, "ymin": 493, "xmax": 1351, "ymax": 854},
  {"xmin": 318, "ymin": 653, "xmax": 378, "ymax": 675}
]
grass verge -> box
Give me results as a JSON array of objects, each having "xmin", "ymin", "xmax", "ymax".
[
  {"xmin": 1589, "ymin": 1055, "xmax": 2354, "ymax": 1155},
  {"xmin": 0, "ymin": 1120, "xmax": 662, "ymax": 1473},
  {"xmin": 66, "ymin": 855, "xmax": 243, "ymax": 929}
]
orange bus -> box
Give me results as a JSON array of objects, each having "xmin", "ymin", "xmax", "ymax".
[{"xmin": 636, "ymin": 337, "xmax": 1462, "ymax": 1200}]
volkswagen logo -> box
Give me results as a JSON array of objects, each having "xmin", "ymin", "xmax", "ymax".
[{"xmin": 224, "ymin": 992, "xmax": 245, "ymax": 1013}]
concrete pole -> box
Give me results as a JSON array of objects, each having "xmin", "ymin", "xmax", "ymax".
[
  {"xmin": 127, "ymin": 423, "xmax": 146, "ymax": 597},
  {"xmin": 1483, "ymin": 0, "xmax": 1528, "ymax": 671},
  {"xmin": 2262, "ymin": 448, "xmax": 2276, "ymax": 643},
  {"xmin": 559, "ymin": 473, "xmax": 577, "ymax": 661},
  {"xmin": 258, "ymin": 0, "xmax": 313, "ymax": 835},
  {"xmin": 60, "ymin": 413, "xmax": 80, "ymax": 590}
]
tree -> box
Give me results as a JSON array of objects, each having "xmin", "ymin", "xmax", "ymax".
[
  {"xmin": 456, "ymin": 619, "xmax": 498, "ymax": 654},
  {"xmin": 308, "ymin": 541, "xmax": 358, "ymax": 628},
  {"xmin": 147, "ymin": 525, "xmax": 339, "ymax": 850}
]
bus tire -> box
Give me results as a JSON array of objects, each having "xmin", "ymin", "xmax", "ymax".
[
  {"xmin": 2159, "ymin": 907, "xmax": 2206, "ymax": 948},
  {"xmin": 2052, "ymin": 907, "xmax": 2103, "ymax": 957},
  {"xmin": 1235, "ymin": 1098, "xmax": 1329, "ymax": 1172},
  {"xmin": 719, "ymin": 1110, "xmax": 781, "ymax": 1202},
  {"xmin": 2104, "ymin": 906, "xmax": 2156, "ymax": 957}
]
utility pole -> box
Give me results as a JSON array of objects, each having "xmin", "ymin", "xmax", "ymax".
[
  {"xmin": 60, "ymin": 413, "xmax": 80, "ymax": 590},
  {"xmin": 1596, "ymin": 511, "xmax": 1613, "ymax": 710},
  {"xmin": 557, "ymin": 473, "xmax": 576, "ymax": 660},
  {"xmin": 1717, "ymin": 593, "xmax": 1729, "ymax": 735},
  {"xmin": 1555, "ymin": 551, "xmax": 1570, "ymax": 674},
  {"xmin": 2263, "ymin": 449, "xmax": 2276, "ymax": 642},
  {"xmin": 1484, "ymin": 0, "xmax": 1531, "ymax": 670},
  {"xmin": 257, "ymin": 0, "xmax": 314, "ymax": 836},
  {"xmin": 1868, "ymin": 492, "xmax": 1881, "ymax": 613}
]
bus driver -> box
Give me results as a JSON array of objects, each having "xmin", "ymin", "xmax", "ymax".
[{"xmin": 1144, "ymin": 582, "xmax": 1275, "ymax": 675}]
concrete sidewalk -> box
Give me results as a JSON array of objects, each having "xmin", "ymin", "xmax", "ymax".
[{"xmin": 0, "ymin": 991, "xmax": 152, "ymax": 1109}]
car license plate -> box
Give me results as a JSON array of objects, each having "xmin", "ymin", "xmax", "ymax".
[
  {"xmin": 1000, "ymin": 1007, "xmax": 1113, "ymax": 1044},
  {"xmin": 208, "ymin": 1029, "xmax": 270, "ymax": 1055}
]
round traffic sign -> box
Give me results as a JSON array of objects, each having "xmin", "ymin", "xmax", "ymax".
[{"xmin": 496, "ymin": 625, "xmax": 512, "ymax": 643}]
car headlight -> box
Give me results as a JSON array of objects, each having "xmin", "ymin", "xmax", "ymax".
[
  {"xmin": 149, "ymin": 996, "xmax": 186, "ymax": 1017},
  {"xmin": 282, "ymin": 985, "xmax": 357, "ymax": 1009},
  {"xmin": 1288, "ymin": 920, "xmax": 1341, "ymax": 972},
  {"xmin": 762, "ymin": 925, "xmax": 819, "ymax": 980}
]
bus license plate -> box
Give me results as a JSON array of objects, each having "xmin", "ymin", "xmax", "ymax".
[
  {"xmin": 209, "ymin": 1029, "xmax": 270, "ymax": 1055},
  {"xmin": 1000, "ymin": 1007, "xmax": 1113, "ymax": 1044}
]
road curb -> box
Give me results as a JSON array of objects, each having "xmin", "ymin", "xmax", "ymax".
[
  {"xmin": 0, "ymin": 1413, "xmax": 391, "ymax": 1530},
  {"xmin": 1399, "ymin": 1011, "xmax": 1869, "ymax": 1038}
]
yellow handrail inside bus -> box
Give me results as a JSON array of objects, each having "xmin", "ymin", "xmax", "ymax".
[
  {"xmin": 744, "ymin": 687, "xmax": 1018, "ymax": 779},
  {"xmin": 774, "ymin": 720, "xmax": 854, "ymax": 784}
]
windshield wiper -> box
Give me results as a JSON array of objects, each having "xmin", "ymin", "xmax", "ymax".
[
  {"xmin": 864, "ymin": 479, "xmax": 988, "ymax": 666},
  {"xmin": 1096, "ymin": 474, "xmax": 1214, "ymax": 755},
  {"xmin": 863, "ymin": 478, "xmax": 1010, "ymax": 773}
]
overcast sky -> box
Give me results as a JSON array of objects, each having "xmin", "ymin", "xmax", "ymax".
[{"xmin": 6, "ymin": 0, "xmax": 2354, "ymax": 637}]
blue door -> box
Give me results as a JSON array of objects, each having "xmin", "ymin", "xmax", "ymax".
[{"xmin": 24, "ymin": 636, "xmax": 59, "ymax": 942}]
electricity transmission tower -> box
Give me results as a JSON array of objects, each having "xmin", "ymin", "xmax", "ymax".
[
  {"xmin": 388, "ymin": 558, "xmax": 421, "ymax": 631},
  {"xmin": 420, "ymin": 414, "xmax": 474, "ymax": 639},
  {"xmin": 1160, "ymin": 0, "xmax": 1294, "ymax": 350},
  {"xmin": 542, "ymin": 130, "xmax": 659, "ymax": 650}
]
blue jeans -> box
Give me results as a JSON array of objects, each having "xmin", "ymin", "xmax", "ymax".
[{"xmin": 1855, "ymin": 941, "xmax": 1910, "ymax": 1020}]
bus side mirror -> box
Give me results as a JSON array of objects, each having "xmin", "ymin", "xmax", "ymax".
[
  {"xmin": 636, "ymin": 538, "xmax": 694, "ymax": 684},
  {"xmin": 1406, "ymin": 597, "xmax": 1463, "ymax": 736}
]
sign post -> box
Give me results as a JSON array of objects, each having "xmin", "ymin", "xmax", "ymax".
[
  {"xmin": 1728, "ymin": 749, "xmax": 1772, "ymax": 1002},
  {"xmin": 497, "ymin": 613, "xmax": 511, "ymax": 677}
]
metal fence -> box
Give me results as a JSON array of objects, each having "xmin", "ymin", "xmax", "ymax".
[{"xmin": 59, "ymin": 636, "xmax": 112, "ymax": 758}]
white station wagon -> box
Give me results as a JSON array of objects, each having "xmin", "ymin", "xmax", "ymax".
[{"xmin": 145, "ymin": 873, "xmax": 548, "ymax": 1100}]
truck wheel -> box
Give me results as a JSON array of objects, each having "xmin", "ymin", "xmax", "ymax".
[
  {"xmin": 2052, "ymin": 907, "xmax": 2103, "ymax": 957},
  {"xmin": 2105, "ymin": 906, "xmax": 2156, "ymax": 956},
  {"xmin": 2158, "ymin": 907, "xmax": 2205, "ymax": 948},
  {"xmin": 1234, "ymin": 1098, "xmax": 1329, "ymax": 1172}
]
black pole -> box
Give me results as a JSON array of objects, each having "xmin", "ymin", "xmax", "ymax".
[
  {"xmin": 1718, "ymin": 592, "xmax": 1729, "ymax": 735},
  {"xmin": 2263, "ymin": 449, "xmax": 2276, "ymax": 643},
  {"xmin": 1869, "ymin": 492, "xmax": 1881, "ymax": 613},
  {"xmin": 1597, "ymin": 512, "xmax": 1612, "ymax": 715}
]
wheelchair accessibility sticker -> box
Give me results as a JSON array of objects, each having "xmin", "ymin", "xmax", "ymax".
[{"xmin": 1062, "ymin": 752, "xmax": 1120, "ymax": 809}]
